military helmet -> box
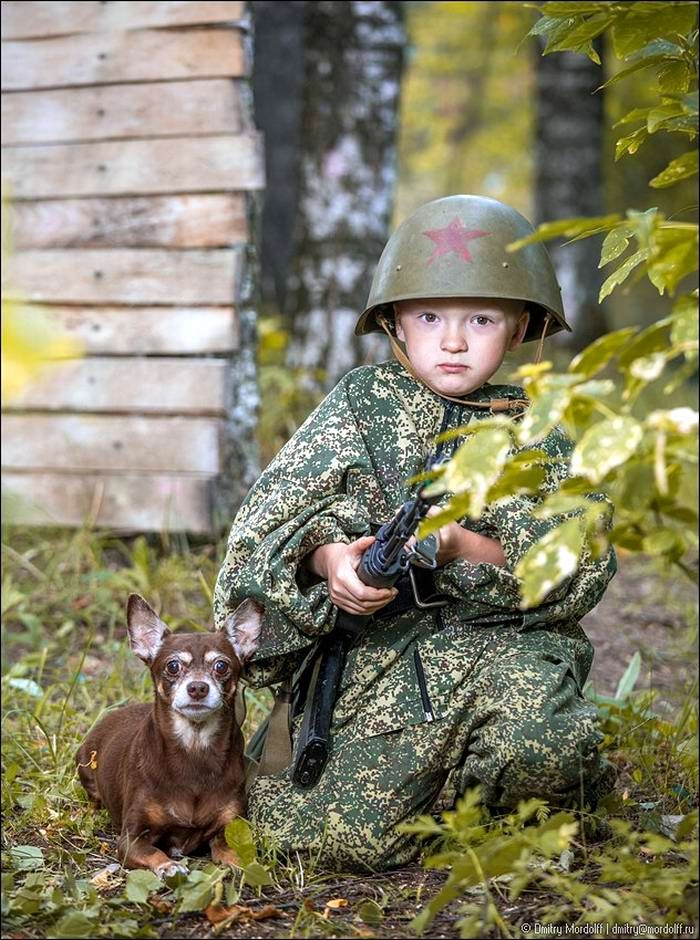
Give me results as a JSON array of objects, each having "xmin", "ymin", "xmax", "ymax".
[{"xmin": 355, "ymin": 194, "xmax": 570, "ymax": 343}]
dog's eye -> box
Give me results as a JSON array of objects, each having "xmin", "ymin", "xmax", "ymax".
[
  {"xmin": 213, "ymin": 660, "xmax": 230, "ymax": 676},
  {"xmin": 165, "ymin": 660, "xmax": 181, "ymax": 676}
]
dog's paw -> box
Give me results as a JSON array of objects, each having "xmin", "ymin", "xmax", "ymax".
[
  {"xmin": 210, "ymin": 845, "xmax": 241, "ymax": 867},
  {"xmin": 155, "ymin": 859, "xmax": 189, "ymax": 879}
]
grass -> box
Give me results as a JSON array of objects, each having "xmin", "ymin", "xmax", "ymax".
[{"xmin": 1, "ymin": 525, "xmax": 698, "ymax": 939}]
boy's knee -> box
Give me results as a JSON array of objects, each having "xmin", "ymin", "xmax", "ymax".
[
  {"xmin": 459, "ymin": 709, "xmax": 605, "ymax": 807},
  {"xmin": 248, "ymin": 777, "xmax": 418, "ymax": 872}
]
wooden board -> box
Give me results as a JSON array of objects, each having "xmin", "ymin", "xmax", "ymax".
[
  {"xmin": 3, "ymin": 471, "xmax": 213, "ymax": 533},
  {"xmin": 1, "ymin": 80, "xmax": 243, "ymax": 145},
  {"xmin": 7, "ymin": 194, "xmax": 247, "ymax": 249},
  {"xmin": 1, "ymin": 29, "xmax": 246, "ymax": 91},
  {"xmin": 3, "ymin": 249, "xmax": 238, "ymax": 304},
  {"xmin": 1, "ymin": 2, "xmax": 245, "ymax": 39},
  {"xmin": 2, "ymin": 414, "xmax": 222, "ymax": 473},
  {"xmin": 6, "ymin": 358, "xmax": 231, "ymax": 414},
  {"xmin": 14, "ymin": 306, "xmax": 238, "ymax": 354},
  {"xmin": 2, "ymin": 135, "xmax": 264, "ymax": 198}
]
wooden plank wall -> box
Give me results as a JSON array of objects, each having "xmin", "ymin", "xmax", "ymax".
[{"xmin": 1, "ymin": 0, "xmax": 264, "ymax": 534}]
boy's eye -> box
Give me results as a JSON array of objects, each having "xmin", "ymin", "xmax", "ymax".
[
  {"xmin": 213, "ymin": 660, "xmax": 230, "ymax": 676},
  {"xmin": 419, "ymin": 312, "xmax": 438, "ymax": 323},
  {"xmin": 165, "ymin": 660, "xmax": 181, "ymax": 676},
  {"xmin": 473, "ymin": 315, "xmax": 493, "ymax": 326}
]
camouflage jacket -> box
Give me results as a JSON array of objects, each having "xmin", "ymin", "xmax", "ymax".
[{"xmin": 214, "ymin": 360, "xmax": 616, "ymax": 694}]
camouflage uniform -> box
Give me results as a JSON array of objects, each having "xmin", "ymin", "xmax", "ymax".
[{"xmin": 214, "ymin": 359, "xmax": 617, "ymax": 872}]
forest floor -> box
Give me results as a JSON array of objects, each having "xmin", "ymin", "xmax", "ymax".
[
  {"xmin": 2, "ymin": 539, "xmax": 697, "ymax": 940},
  {"xmin": 153, "ymin": 554, "xmax": 699, "ymax": 940}
]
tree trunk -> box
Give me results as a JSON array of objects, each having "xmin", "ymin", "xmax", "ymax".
[
  {"xmin": 285, "ymin": 0, "xmax": 405, "ymax": 390},
  {"xmin": 251, "ymin": 1, "xmax": 305, "ymax": 313},
  {"xmin": 534, "ymin": 40, "xmax": 608, "ymax": 352}
]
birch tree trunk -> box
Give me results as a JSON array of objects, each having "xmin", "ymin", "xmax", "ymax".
[
  {"xmin": 285, "ymin": 0, "xmax": 405, "ymax": 389},
  {"xmin": 534, "ymin": 40, "xmax": 608, "ymax": 352}
]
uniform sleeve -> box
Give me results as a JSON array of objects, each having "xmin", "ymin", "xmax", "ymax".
[
  {"xmin": 433, "ymin": 426, "xmax": 617, "ymax": 627},
  {"xmin": 214, "ymin": 376, "xmax": 373, "ymax": 676}
]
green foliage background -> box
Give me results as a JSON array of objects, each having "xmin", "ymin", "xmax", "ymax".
[{"xmin": 395, "ymin": 0, "xmax": 698, "ymax": 336}]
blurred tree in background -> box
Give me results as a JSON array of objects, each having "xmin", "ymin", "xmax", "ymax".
[
  {"xmin": 533, "ymin": 39, "xmax": 608, "ymax": 351},
  {"xmin": 284, "ymin": 0, "xmax": 404, "ymax": 390}
]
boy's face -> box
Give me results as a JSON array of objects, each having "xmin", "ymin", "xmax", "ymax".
[{"xmin": 394, "ymin": 297, "xmax": 529, "ymax": 397}]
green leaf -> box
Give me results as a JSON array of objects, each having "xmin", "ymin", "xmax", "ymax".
[
  {"xmin": 53, "ymin": 912, "xmax": 98, "ymax": 939},
  {"xmin": 540, "ymin": 11, "xmax": 614, "ymax": 62},
  {"xmin": 658, "ymin": 58, "xmax": 693, "ymax": 95},
  {"xmin": 600, "ymin": 225, "xmax": 635, "ymax": 266},
  {"xmin": 224, "ymin": 816, "xmax": 257, "ymax": 866},
  {"xmin": 569, "ymin": 327, "xmax": 638, "ymax": 378},
  {"xmin": 507, "ymin": 214, "xmax": 620, "ymax": 252},
  {"xmin": 648, "ymin": 225, "xmax": 699, "ymax": 296},
  {"xmin": 598, "ymin": 53, "xmax": 668, "ymax": 90},
  {"xmin": 642, "ymin": 527, "xmax": 687, "ymax": 560},
  {"xmin": 613, "ymin": 462, "xmax": 656, "ymax": 513},
  {"xmin": 534, "ymin": 493, "xmax": 590, "ymax": 519},
  {"xmin": 614, "ymin": 651, "xmax": 642, "ymax": 701},
  {"xmin": 615, "ymin": 125, "xmax": 648, "ymax": 160},
  {"xmin": 670, "ymin": 293, "xmax": 699, "ymax": 348},
  {"xmin": 487, "ymin": 462, "xmax": 547, "ymax": 503},
  {"xmin": 517, "ymin": 374, "xmax": 581, "ymax": 443},
  {"xmin": 9, "ymin": 846, "xmax": 44, "ymax": 870},
  {"xmin": 125, "ymin": 869, "xmax": 162, "ymax": 904},
  {"xmin": 599, "ymin": 248, "xmax": 649, "ymax": 301},
  {"xmin": 515, "ymin": 518, "xmax": 584, "ymax": 609},
  {"xmin": 441, "ymin": 427, "xmax": 513, "ymax": 517},
  {"xmin": 570, "ymin": 417, "xmax": 644, "ymax": 484},
  {"xmin": 647, "ymin": 100, "xmax": 685, "ymax": 133},
  {"xmin": 611, "ymin": 4, "xmax": 699, "ymax": 60},
  {"xmin": 356, "ymin": 899, "xmax": 384, "ymax": 926},
  {"xmin": 177, "ymin": 871, "xmax": 217, "ymax": 913},
  {"xmin": 628, "ymin": 352, "xmax": 667, "ymax": 381},
  {"xmin": 618, "ymin": 319, "xmax": 671, "ymax": 368},
  {"xmin": 241, "ymin": 861, "xmax": 274, "ymax": 887}
]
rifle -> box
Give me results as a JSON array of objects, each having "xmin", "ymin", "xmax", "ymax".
[{"xmin": 291, "ymin": 486, "xmax": 440, "ymax": 789}]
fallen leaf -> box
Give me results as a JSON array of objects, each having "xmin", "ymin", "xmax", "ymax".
[
  {"xmin": 149, "ymin": 896, "xmax": 173, "ymax": 914},
  {"xmin": 325, "ymin": 898, "xmax": 348, "ymax": 909},
  {"xmin": 89, "ymin": 863, "xmax": 121, "ymax": 888},
  {"xmin": 205, "ymin": 904, "xmax": 247, "ymax": 925},
  {"xmin": 250, "ymin": 905, "xmax": 285, "ymax": 921}
]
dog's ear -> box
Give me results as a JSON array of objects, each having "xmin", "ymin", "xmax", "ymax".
[
  {"xmin": 223, "ymin": 599, "xmax": 263, "ymax": 663},
  {"xmin": 126, "ymin": 594, "xmax": 170, "ymax": 664}
]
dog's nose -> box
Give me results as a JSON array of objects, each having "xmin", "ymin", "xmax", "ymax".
[{"xmin": 187, "ymin": 681, "xmax": 209, "ymax": 701}]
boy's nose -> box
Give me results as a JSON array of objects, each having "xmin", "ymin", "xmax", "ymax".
[{"xmin": 441, "ymin": 329, "xmax": 468, "ymax": 352}]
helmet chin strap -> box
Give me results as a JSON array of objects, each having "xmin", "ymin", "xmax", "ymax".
[
  {"xmin": 534, "ymin": 313, "xmax": 552, "ymax": 365},
  {"xmin": 377, "ymin": 315, "xmax": 531, "ymax": 413}
]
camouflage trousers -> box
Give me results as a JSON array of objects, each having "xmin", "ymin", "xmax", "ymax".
[{"xmin": 247, "ymin": 620, "xmax": 615, "ymax": 872}]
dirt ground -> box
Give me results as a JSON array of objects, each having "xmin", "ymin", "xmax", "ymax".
[{"xmin": 580, "ymin": 553, "xmax": 697, "ymax": 709}]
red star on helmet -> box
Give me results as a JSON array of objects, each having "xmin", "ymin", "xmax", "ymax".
[{"xmin": 422, "ymin": 217, "xmax": 491, "ymax": 264}]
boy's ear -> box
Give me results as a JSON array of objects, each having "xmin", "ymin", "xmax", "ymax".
[
  {"xmin": 393, "ymin": 306, "xmax": 405, "ymax": 342},
  {"xmin": 508, "ymin": 310, "xmax": 530, "ymax": 350},
  {"xmin": 126, "ymin": 594, "xmax": 170, "ymax": 664}
]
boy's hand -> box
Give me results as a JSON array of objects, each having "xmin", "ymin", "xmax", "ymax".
[
  {"xmin": 419, "ymin": 507, "xmax": 507, "ymax": 568},
  {"xmin": 307, "ymin": 536, "xmax": 398, "ymax": 615}
]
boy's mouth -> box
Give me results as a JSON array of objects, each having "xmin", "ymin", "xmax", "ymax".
[{"xmin": 437, "ymin": 363, "xmax": 468, "ymax": 373}]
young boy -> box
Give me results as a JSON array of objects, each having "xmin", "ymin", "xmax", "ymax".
[{"xmin": 214, "ymin": 194, "xmax": 617, "ymax": 872}]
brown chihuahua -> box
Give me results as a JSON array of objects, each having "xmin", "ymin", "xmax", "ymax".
[{"xmin": 76, "ymin": 593, "xmax": 262, "ymax": 878}]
